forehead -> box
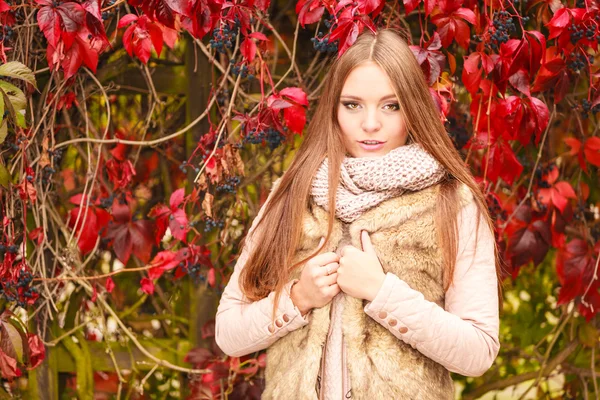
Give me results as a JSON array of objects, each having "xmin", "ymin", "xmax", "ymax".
[{"xmin": 340, "ymin": 62, "xmax": 397, "ymax": 98}]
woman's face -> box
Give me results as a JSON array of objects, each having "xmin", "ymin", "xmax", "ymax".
[{"xmin": 337, "ymin": 61, "xmax": 408, "ymax": 158}]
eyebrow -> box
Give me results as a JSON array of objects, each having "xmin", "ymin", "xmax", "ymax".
[{"xmin": 339, "ymin": 94, "xmax": 398, "ymax": 101}]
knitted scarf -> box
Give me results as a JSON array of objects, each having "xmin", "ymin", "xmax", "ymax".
[{"xmin": 310, "ymin": 143, "xmax": 446, "ymax": 223}]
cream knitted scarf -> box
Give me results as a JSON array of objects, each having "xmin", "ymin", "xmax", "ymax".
[{"xmin": 310, "ymin": 143, "xmax": 446, "ymax": 223}]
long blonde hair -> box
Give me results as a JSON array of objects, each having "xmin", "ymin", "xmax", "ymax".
[{"xmin": 239, "ymin": 28, "xmax": 502, "ymax": 323}]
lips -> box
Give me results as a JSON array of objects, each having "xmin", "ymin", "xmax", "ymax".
[{"xmin": 358, "ymin": 140, "xmax": 386, "ymax": 151}]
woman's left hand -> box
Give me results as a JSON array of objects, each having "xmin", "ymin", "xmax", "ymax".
[{"xmin": 337, "ymin": 230, "xmax": 386, "ymax": 302}]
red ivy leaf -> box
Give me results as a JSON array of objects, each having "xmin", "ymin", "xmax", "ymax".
[
  {"xmin": 26, "ymin": 333, "xmax": 45, "ymax": 370},
  {"xmin": 283, "ymin": 105, "xmax": 306, "ymax": 134},
  {"xmin": 0, "ymin": 348, "xmax": 17, "ymax": 380},
  {"xmin": 140, "ymin": 278, "xmax": 155, "ymax": 295},
  {"xmin": 295, "ymin": 0, "xmax": 324, "ymax": 27},
  {"xmin": 556, "ymin": 239, "xmax": 598, "ymax": 314},
  {"xmin": 105, "ymin": 277, "xmax": 115, "ymax": 293},
  {"xmin": 106, "ymin": 202, "xmax": 154, "ymax": 264}
]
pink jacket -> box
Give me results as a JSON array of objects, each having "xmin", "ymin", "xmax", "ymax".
[{"xmin": 215, "ymin": 195, "xmax": 500, "ymax": 378}]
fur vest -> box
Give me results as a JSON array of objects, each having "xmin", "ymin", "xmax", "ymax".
[{"xmin": 262, "ymin": 182, "xmax": 474, "ymax": 399}]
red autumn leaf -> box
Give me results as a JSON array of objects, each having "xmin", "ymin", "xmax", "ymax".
[
  {"xmin": 283, "ymin": 106, "xmax": 306, "ymax": 134},
  {"xmin": 283, "ymin": 105, "xmax": 306, "ymax": 134},
  {"xmin": 240, "ymin": 37, "xmax": 257, "ymax": 62},
  {"xmin": 140, "ymin": 278, "xmax": 155, "ymax": 295},
  {"xmin": 148, "ymin": 188, "xmax": 189, "ymax": 243},
  {"xmin": 537, "ymin": 166, "xmax": 576, "ymax": 213},
  {"xmin": 462, "ymin": 51, "xmax": 494, "ymax": 94},
  {"xmin": 409, "ymin": 32, "xmax": 446, "ymax": 86},
  {"xmin": 565, "ymin": 137, "xmax": 600, "ymax": 172},
  {"xmin": 505, "ymin": 205, "xmax": 551, "ymax": 275},
  {"xmin": 531, "ymin": 46, "xmax": 570, "ymax": 103},
  {"xmin": 544, "ymin": 7, "xmax": 585, "ymax": 41},
  {"xmin": 36, "ymin": 0, "xmax": 86, "ymax": 47},
  {"xmin": 120, "ymin": 14, "xmax": 165, "ymax": 64},
  {"xmin": 0, "ymin": 348, "xmax": 17, "ymax": 380},
  {"xmin": 26, "ymin": 333, "xmax": 45, "ymax": 370},
  {"xmin": 0, "ymin": 0, "xmax": 10, "ymax": 12},
  {"xmin": 295, "ymin": 0, "xmax": 324, "ymax": 27},
  {"xmin": 556, "ymin": 239, "xmax": 598, "ymax": 311},
  {"xmin": 147, "ymin": 248, "xmax": 190, "ymax": 279},
  {"xmin": 46, "ymin": 25, "xmax": 108, "ymax": 80},
  {"xmin": 482, "ymin": 139, "xmax": 524, "ymax": 185},
  {"xmin": 329, "ymin": 18, "xmax": 360, "ymax": 56},
  {"xmin": 28, "ymin": 227, "xmax": 44, "ymax": 246},
  {"xmin": 105, "ymin": 277, "xmax": 115, "ymax": 293},
  {"xmin": 68, "ymin": 202, "xmax": 111, "ymax": 255},
  {"xmin": 431, "ymin": 6, "xmax": 475, "ymax": 49},
  {"xmin": 106, "ymin": 201, "xmax": 154, "ymax": 264},
  {"xmin": 279, "ymin": 87, "xmax": 308, "ymax": 106},
  {"xmin": 106, "ymin": 158, "xmax": 136, "ymax": 189}
]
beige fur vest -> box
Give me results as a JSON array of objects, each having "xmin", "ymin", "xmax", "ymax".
[{"xmin": 262, "ymin": 182, "xmax": 474, "ymax": 399}]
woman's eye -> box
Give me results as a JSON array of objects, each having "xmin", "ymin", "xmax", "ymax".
[
  {"xmin": 384, "ymin": 103, "xmax": 400, "ymax": 111},
  {"xmin": 342, "ymin": 102, "xmax": 359, "ymax": 110}
]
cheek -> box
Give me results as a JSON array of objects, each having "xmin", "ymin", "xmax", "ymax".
[
  {"xmin": 337, "ymin": 111, "xmax": 356, "ymax": 139},
  {"xmin": 388, "ymin": 115, "xmax": 408, "ymax": 143}
]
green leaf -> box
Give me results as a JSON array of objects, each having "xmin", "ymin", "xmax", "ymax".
[
  {"xmin": 0, "ymin": 89, "xmax": 4, "ymax": 129},
  {"xmin": 0, "ymin": 82, "xmax": 27, "ymax": 128},
  {"xmin": 0, "ymin": 121, "xmax": 6, "ymax": 146},
  {"xmin": 0, "ymin": 61, "xmax": 37, "ymax": 89},
  {"xmin": 0, "ymin": 162, "xmax": 9, "ymax": 189}
]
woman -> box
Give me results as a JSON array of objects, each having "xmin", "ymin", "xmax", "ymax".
[{"xmin": 215, "ymin": 28, "xmax": 500, "ymax": 399}]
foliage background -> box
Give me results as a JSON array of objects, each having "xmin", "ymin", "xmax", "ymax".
[{"xmin": 0, "ymin": 0, "xmax": 598, "ymax": 397}]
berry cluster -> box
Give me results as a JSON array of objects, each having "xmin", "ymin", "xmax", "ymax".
[
  {"xmin": 210, "ymin": 25, "xmax": 238, "ymax": 54},
  {"xmin": 568, "ymin": 24, "xmax": 587, "ymax": 44},
  {"xmin": 0, "ymin": 243, "xmax": 19, "ymax": 255},
  {"xmin": 179, "ymin": 160, "xmax": 201, "ymax": 174},
  {"xmin": 568, "ymin": 52, "xmax": 589, "ymax": 72},
  {"xmin": 184, "ymin": 263, "xmax": 207, "ymax": 285},
  {"xmin": 231, "ymin": 62, "xmax": 254, "ymax": 79},
  {"xmin": 489, "ymin": 10, "xmax": 516, "ymax": 51},
  {"xmin": 217, "ymin": 88, "xmax": 229, "ymax": 106},
  {"xmin": 40, "ymin": 165, "xmax": 56, "ymax": 186},
  {"xmin": 0, "ymin": 268, "xmax": 39, "ymax": 308},
  {"xmin": 216, "ymin": 176, "xmax": 241, "ymax": 193},
  {"xmin": 311, "ymin": 32, "xmax": 338, "ymax": 53},
  {"xmin": 445, "ymin": 115, "xmax": 470, "ymax": 150},
  {"xmin": 243, "ymin": 127, "xmax": 286, "ymax": 149},
  {"xmin": 581, "ymin": 99, "xmax": 600, "ymax": 119},
  {"xmin": 0, "ymin": 26, "xmax": 14, "ymax": 43},
  {"xmin": 533, "ymin": 165, "xmax": 556, "ymax": 188},
  {"xmin": 486, "ymin": 195, "xmax": 507, "ymax": 221},
  {"xmin": 204, "ymin": 217, "xmax": 224, "ymax": 232}
]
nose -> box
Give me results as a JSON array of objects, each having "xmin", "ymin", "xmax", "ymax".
[{"xmin": 361, "ymin": 108, "xmax": 381, "ymax": 132}]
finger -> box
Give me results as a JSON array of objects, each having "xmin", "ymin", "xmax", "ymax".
[
  {"xmin": 361, "ymin": 230, "xmax": 376, "ymax": 254},
  {"xmin": 318, "ymin": 237, "xmax": 325, "ymax": 249},
  {"xmin": 326, "ymin": 283, "xmax": 341, "ymax": 297},
  {"xmin": 314, "ymin": 252, "xmax": 340, "ymax": 265},
  {"xmin": 322, "ymin": 272, "xmax": 338, "ymax": 286},
  {"xmin": 320, "ymin": 262, "xmax": 339, "ymax": 276},
  {"xmin": 339, "ymin": 245, "xmax": 353, "ymax": 258}
]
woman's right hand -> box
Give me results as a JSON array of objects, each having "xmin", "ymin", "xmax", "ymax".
[{"xmin": 290, "ymin": 237, "xmax": 341, "ymax": 315}]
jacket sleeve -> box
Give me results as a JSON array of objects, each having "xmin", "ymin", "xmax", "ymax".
[
  {"xmin": 215, "ymin": 190, "xmax": 311, "ymax": 358},
  {"xmin": 363, "ymin": 201, "xmax": 500, "ymax": 377}
]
